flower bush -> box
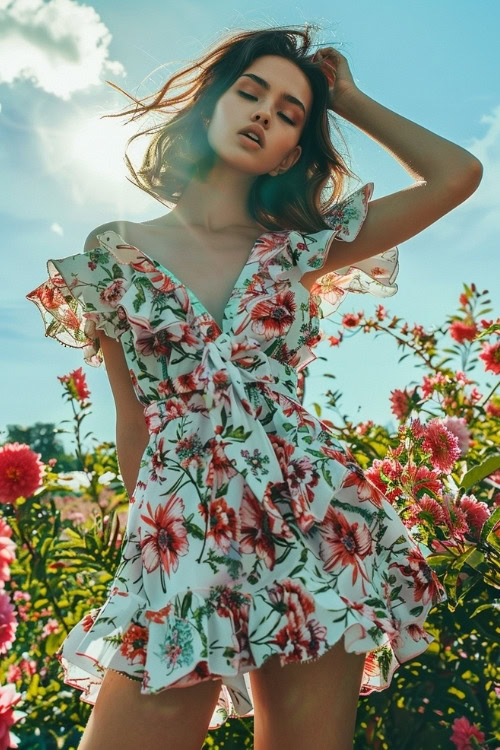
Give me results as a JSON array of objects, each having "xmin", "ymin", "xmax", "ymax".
[{"xmin": 0, "ymin": 282, "xmax": 498, "ymax": 749}]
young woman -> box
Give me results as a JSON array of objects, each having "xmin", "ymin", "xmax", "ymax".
[{"xmin": 26, "ymin": 24, "xmax": 481, "ymax": 750}]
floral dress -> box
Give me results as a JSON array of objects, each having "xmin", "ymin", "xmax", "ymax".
[{"xmin": 26, "ymin": 182, "xmax": 447, "ymax": 730}]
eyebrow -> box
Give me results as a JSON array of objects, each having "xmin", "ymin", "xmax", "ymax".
[{"xmin": 239, "ymin": 73, "xmax": 306, "ymax": 116}]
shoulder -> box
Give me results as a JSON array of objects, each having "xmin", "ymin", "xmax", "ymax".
[{"xmin": 83, "ymin": 220, "xmax": 132, "ymax": 254}]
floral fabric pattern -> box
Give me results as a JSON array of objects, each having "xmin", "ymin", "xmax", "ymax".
[{"xmin": 26, "ymin": 183, "xmax": 447, "ymax": 730}]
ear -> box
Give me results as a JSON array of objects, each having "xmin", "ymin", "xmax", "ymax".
[{"xmin": 270, "ymin": 144, "xmax": 302, "ymax": 176}]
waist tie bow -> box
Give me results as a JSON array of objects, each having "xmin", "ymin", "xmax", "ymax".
[{"xmin": 144, "ymin": 333, "xmax": 348, "ymax": 534}]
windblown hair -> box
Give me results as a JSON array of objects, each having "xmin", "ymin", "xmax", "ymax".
[{"xmin": 102, "ymin": 23, "xmax": 360, "ymax": 234}]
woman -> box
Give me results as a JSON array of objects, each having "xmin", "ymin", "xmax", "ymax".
[{"xmin": 26, "ymin": 24, "xmax": 481, "ymax": 750}]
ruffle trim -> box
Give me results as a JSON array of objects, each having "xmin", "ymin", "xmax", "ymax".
[
  {"xmin": 297, "ymin": 183, "xmax": 400, "ymax": 321},
  {"xmin": 56, "ymin": 564, "xmax": 446, "ymax": 731},
  {"xmin": 25, "ymin": 249, "xmax": 132, "ymax": 367}
]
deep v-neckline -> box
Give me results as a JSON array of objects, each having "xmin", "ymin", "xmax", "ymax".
[{"xmin": 124, "ymin": 229, "xmax": 270, "ymax": 333}]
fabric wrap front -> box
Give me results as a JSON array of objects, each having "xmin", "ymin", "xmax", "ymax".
[{"xmin": 142, "ymin": 331, "xmax": 351, "ymax": 535}]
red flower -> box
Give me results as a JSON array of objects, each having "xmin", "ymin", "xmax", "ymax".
[
  {"xmin": 479, "ymin": 340, "xmax": 500, "ymax": 375},
  {"xmin": 248, "ymin": 290, "xmax": 296, "ymax": 340},
  {"xmin": 0, "ymin": 442, "xmax": 45, "ymax": 504},
  {"xmin": 120, "ymin": 623, "xmax": 148, "ymax": 666},
  {"xmin": 449, "ymin": 320, "xmax": 478, "ymax": 344},
  {"xmin": 58, "ymin": 366, "xmax": 90, "ymax": 403},
  {"xmin": 341, "ymin": 312, "xmax": 362, "ymax": 328},
  {"xmin": 389, "ymin": 387, "xmax": 416, "ymax": 421}
]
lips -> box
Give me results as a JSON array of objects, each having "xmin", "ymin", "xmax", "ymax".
[{"xmin": 237, "ymin": 124, "xmax": 265, "ymax": 147}]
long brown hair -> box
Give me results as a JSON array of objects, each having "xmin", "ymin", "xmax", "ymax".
[{"xmin": 102, "ymin": 23, "xmax": 360, "ymax": 234}]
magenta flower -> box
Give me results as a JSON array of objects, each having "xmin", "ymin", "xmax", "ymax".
[{"xmin": 422, "ymin": 420, "xmax": 461, "ymax": 474}]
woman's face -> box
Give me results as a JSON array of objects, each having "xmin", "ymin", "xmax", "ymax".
[{"xmin": 207, "ymin": 54, "xmax": 313, "ymax": 177}]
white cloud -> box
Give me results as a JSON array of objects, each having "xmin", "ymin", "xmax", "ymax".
[{"xmin": 0, "ymin": 0, "xmax": 126, "ymax": 100}]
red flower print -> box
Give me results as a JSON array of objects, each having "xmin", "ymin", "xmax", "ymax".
[
  {"xmin": 267, "ymin": 579, "xmax": 327, "ymax": 662},
  {"xmin": 145, "ymin": 604, "xmax": 174, "ymax": 624},
  {"xmin": 267, "ymin": 433, "xmax": 296, "ymax": 473},
  {"xmin": 120, "ymin": 622, "xmax": 148, "ymax": 665},
  {"xmin": 248, "ymin": 290, "xmax": 297, "ymax": 340},
  {"xmin": 239, "ymin": 483, "xmax": 294, "ymax": 569},
  {"xmin": 205, "ymin": 439, "xmax": 239, "ymax": 489},
  {"xmin": 81, "ymin": 608, "xmax": 101, "ymax": 633},
  {"xmin": 341, "ymin": 464, "xmax": 386, "ymax": 508},
  {"xmin": 36, "ymin": 283, "xmax": 66, "ymax": 310},
  {"xmin": 198, "ymin": 497, "xmax": 239, "ymax": 554},
  {"xmin": 388, "ymin": 547, "xmax": 444, "ymax": 607},
  {"xmin": 284, "ymin": 454, "xmax": 321, "ymax": 533},
  {"xmin": 140, "ymin": 496, "xmax": 189, "ymax": 575},
  {"xmin": 319, "ymin": 506, "xmax": 373, "ymax": 593}
]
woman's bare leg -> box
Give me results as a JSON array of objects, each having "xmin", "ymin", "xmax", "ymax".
[
  {"xmin": 77, "ymin": 668, "xmax": 222, "ymax": 750},
  {"xmin": 249, "ymin": 634, "xmax": 366, "ymax": 750}
]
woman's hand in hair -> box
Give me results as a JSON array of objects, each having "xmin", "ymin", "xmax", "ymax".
[{"xmin": 311, "ymin": 47, "xmax": 359, "ymax": 113}]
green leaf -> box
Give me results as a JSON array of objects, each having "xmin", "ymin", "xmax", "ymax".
[
  {"xmin": 480, "ymin": 506, "xmax": 500, "ymax": 544},
  {"xmin": 460, "ymin": 455, "xmax": 500, "ymax": 490}
]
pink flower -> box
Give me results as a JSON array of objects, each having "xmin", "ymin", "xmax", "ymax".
[
  {"xmin": 0, "ymin": 519, "xmax": 16, "ymax": 586},
  {"xmin": 422, "ymin": 420, "xmax": 461, "ymax": 474},
  {"xmin": 441, "ymin": 495, "xmax": 471, "ymax": 540},
  {"xmin": 409, "ymin": 417, "xmax": 426, "ymax": 439},
  {"xmin": 6, "ymin": 664, "xmax": 22, "ymax": 683},
  {"xmin": 456, "ymin": 494, "xmax": 491, "ymax": 539},
  {"xmin": 0, "ymin": 684, "xmax": 23, "ymax": 750},
  {"xmin": 421, "ymin": 372, "xmax": 451, "ymax": 398},
  {"xmin": 450, "ymin": 716, "xmax": 486, "ymax": 750},
  {"xmin": 364, "ymin": 458, "xmax": 404, "ymax": 503},
  {"xmin": 0, "ymin": 443, "xmax": 45, "ymax": 505},
  {"xmin": 408, "ymin": 494, "xmax": 446, "ymax": 528},
  {"xmin": 449, "ymin": 320, "xmax": 479, "ymax": 344},
  {"xmin": 479, "ymin": 340, "xmax": 500, "ymax": 375},
  {"xmin": 41, "ymin": 618, "xmax": 59, "ymax": 638},
  {"xmin": 438, "ymin": 416, "xmax": 471, "ymax": 457},
  {"xmin": 0, "ymin": 591, "xmax": 17, "ymax": 655},
  {"xmin": 455, "ymin": 370, "xmax": 475, "ymax": 385},
  {"xmin": 389, "ymin": 387, "xmax": 416, "ymax": 421}
]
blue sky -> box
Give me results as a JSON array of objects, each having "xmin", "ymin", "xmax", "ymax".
[{"xmin": 1, "ymin": 0, "xmax": 499, "ymax": 454}]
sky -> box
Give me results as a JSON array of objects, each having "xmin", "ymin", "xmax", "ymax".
[{"xmin": 1, "ymin": 0, "xmax": 499, "ymax": 455}]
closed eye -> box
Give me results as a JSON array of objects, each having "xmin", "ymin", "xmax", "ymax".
[{"xmin": 237, "ymin": 91, "xmax": 296, "ymax": 125}]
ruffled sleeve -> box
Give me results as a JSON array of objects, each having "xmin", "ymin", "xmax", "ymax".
[
  {"xmin": 294, "ymin": 183, "xmax": 400, "ymax": 320},
  {"xmin": 25, "ymin": 243, "xmax": 132, "ymax": 367}
]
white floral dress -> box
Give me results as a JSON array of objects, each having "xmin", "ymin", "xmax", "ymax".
[{"xmin": 26, "ymin": 183, "xmax": 447, "ymax": 730}]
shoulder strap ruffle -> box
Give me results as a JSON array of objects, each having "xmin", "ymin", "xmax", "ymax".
[
  {"xmin": 26, "ymin": 243, "xmax": 133, "ymax": 367},
  {"xmin": 292, "ymin": 183, "xmax": 400, "ymax": 320}
]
